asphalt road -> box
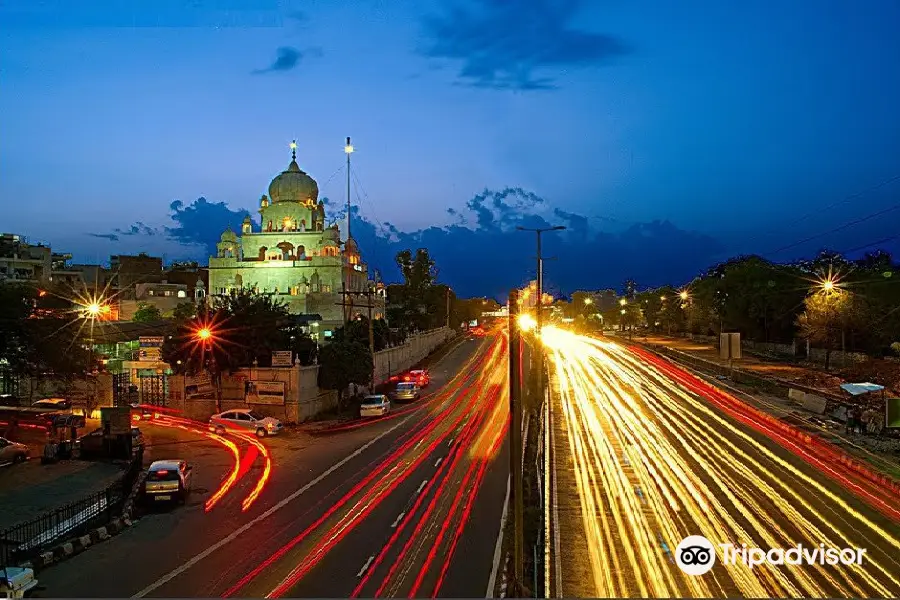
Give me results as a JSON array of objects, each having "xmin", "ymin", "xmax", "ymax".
[
  {"xmin": 544, "ymin": 328, "xmax": 900, "ymax": 598},
  {"xmin": 38, "ymin": 333, "xmax": 509, "ymax": 598}
]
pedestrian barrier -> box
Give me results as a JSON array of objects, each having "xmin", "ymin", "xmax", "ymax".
[{"xmin": 0, "ymin": 448, "xmax": 144, "ymax": 568}]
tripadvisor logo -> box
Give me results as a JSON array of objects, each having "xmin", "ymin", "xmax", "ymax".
[{"xmin": 675, "ymin": 536, "xmax": 867, "ymax": 575}]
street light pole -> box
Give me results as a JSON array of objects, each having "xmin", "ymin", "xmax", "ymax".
[{"xmin": 516, "ymin": 225, "xmax": 565, "ymax": 408}]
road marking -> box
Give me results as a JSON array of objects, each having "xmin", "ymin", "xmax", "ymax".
[
  {"xmin": 434, "ymin": 456, "xmax": 443, "ymax": 468},
  {"xmin": 130, "ymin": 414, "xmax": 415, "ymax": 599},
  {"xmin": 357, "ymin": 554, "xmax": 375, "ymax": 577},
  {"xmin": 447, "ymin": 438, "xmax": 454, "ymax": 446},
  {"xmin": 391, "ymin": 512, "xmax": 405, "ymax": 528},
  {"xmin": 416, "ymin": 479, "xmax": 428, "ymax": 495},
  {"xmin": 486, "ymin": 475, "xmax": 511, "ymax": 598}
]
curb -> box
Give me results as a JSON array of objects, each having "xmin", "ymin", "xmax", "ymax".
[
  {"xmin": 21, "ymin": 469, "xmax": 148, "ymax": 572},
  {"xmin": 24, "ymin": 517, "xmax": 130, "ymax": 571}
]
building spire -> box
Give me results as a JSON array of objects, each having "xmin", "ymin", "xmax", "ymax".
[{"xmin": 290, "ymin": 139, "xmax": 297, "ymax": 161}]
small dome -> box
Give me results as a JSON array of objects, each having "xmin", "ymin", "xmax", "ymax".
[
  {"xmin": 268, "ymin": 157, "xmax": 319, "ymax": 204},
  {"xmin": 243, "ymin": 215, "xmax": 252, "ymax": 223},
  {"xmin": 259, "ymin": 195, "xmax": 269, "ymax": 208},
  {"xmin": 220, "ymin": 229, "xmax": 238, "ymax": 242},
  {"xmin": 345, "ymin": 237, "xmax": 359, "ymax": 254}
]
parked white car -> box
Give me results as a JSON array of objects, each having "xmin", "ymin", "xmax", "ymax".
[
  {"xmin": 360, "ymin": 394, "xmax": 391, "ymax": 418},
  {"xmin": 208, "ymin": 408, "xmax": 283, "ymax": 437}
]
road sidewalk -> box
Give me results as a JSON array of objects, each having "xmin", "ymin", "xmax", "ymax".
[{"xmin": 0, "ymin": 460, "xmax": 124, "ymax": 531}]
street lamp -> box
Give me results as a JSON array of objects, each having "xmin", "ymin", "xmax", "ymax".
[
  {"xmin": 619, "ymin": 298, "xmax": 628, "ymax": 307},
  {"xmin": 679, "ymin": 290, "xmax": 689, "ymax": 301},
  {"xmin": 515, "ymin": 224, "xmax": 566, "ymax": 406}
]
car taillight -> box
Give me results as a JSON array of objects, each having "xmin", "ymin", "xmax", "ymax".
[{"xmin": 156, "ymin": 470, "xmax": 169, "ymax": 476}]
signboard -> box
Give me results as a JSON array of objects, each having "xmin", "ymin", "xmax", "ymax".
[
  {"xmin": 139, "ymin": 348, "xmax": 162, "ymax": 361},
  {"xmin": 138, "ymin": 337, "xmax": 165, "ymax": 362},
  {"xmin": 100, "ymin": 406, "xmax": 131, "ymax": 435},
  {"xmin": 719, "ymin": 333, "xmax": 742, "ymax": 360},
  {"xmin": 271, "ymin": 351, "xmax": 293, "ymax": 367},
  {"xmin": 886, "ymin": 398, "xmax": 900, "ymax": 429},
  {"xmin": 246, "ymin": 381, "xmax": 286, "ymax": 405},
  {"xmin": 185, "ymin": 373, "xmax": 215, "ymax": 400}
]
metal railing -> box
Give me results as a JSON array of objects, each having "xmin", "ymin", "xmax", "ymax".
[{"xmin": 0, "ymin": 449, "xmax": 144, "ymax": 567}]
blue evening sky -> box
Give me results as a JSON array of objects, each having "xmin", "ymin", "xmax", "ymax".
[{"xmin": 3, "ymin": 0, "xmax": 900, "ymax": 297}]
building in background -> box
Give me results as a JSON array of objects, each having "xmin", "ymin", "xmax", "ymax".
[
  {"xmin": 208, "ymin": 145, "xmax": 384, "ymax": 337},
  {"xmin": 110, "ymin": 253, "xmax": 164, "ymax": 299},
  {"xmin": 0, "ymin": 233, "xmax": 52, "ymax": 284}
]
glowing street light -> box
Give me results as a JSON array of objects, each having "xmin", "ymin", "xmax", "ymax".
[
  {"xmin": 660, "ymin": 296, "xmax": 666, "ymax": 302},
  {"xmin": 197, "ymin": 327, "xmax": 212, "ymax": 341},
  {"xmin": 584, "ymin": 297, "xmax": 593, "ymax": 305},
  {"xmin": 619, "ymin": 298, "xmax": 628, "ymax": 307},
  {"xmin": 679, "ymin": 290, "xmax": 689, "ymax": 301},
  {"xmin": 87, "ymin": 303, "xmax": 101, "ymax": 316}
]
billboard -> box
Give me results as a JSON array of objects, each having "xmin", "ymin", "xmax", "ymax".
[
  {"xmin": 185, "ymin": 373, "xmax": 215, "ymax": 400},
  {"xmin": 246, "ymin": 381, "xmax": 286, "ymax": 405},
  {"xmin": 887, "ymin": 398, "xmax": 900, "ymax": 429}
]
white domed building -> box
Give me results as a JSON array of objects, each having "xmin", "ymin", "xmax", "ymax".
[{"xmin": 208, "ymin": 143, "xmax": 384, "ymax": 338}]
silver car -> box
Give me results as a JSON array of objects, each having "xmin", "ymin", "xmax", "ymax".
[
  {"xmin": 0, "ymin": 437, "xmax": 28, "ymax": 465},
  {"xmin": 144, "ymin": 459, "xmax": 193, "ymax": 505},
  {"xmin": 209, "ymin": 408, "xmax": 283, "ymax": 437},
  {"xmin": 390, "ymin": 382, "xmax": 421, "ymax": 402},
  {"xmin": 360, "ymin": 395, "xmax": 391, "ymax": 418}
]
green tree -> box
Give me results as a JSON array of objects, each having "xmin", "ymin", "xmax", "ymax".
[
  {"xmin": 797, "ymin": 289, "xmax": 859, "ymax": 370},
  {"xmin": 161, "ymin": 290, "xmax": 290, "ymax": 373},
  {"xmin": 172, "ymin": 301, "xmax": 197, "ymax": 321},
  {"xmin": 317, "ymin": 340, "xmax": 373, "ymax": 407},
  {"xmin": 132, "ymin": 302, "xmax": 163, "ymax": 322}
]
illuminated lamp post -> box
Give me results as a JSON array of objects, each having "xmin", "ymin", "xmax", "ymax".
[
  {"xmin": 515, "ymin": 224, "xmax": 566, "ymax": 409},
  {"xmin": 196, "ymin": 326, "xmax": 221, "ymax": 413}
]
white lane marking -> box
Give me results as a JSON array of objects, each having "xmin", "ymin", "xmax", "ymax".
[
  {"xmin": 416, "ymin": 479, "xmax": 428, "ymax": 495},
  {"xmin": 434, "ymin": 456, "xmax": 443, "ymax": 468},
  {"xmin": 357, "ymin": 554, "xmax": 375, "ymax": 577},
  {"xmin": 130, "ymin": 413, "xmax": 415, "ymax": 599},
  {"xmin": 447, "ymin": 438, "xmax": 454, "ymax": 447},
  {"xmin": 391, "ymin": 512, "xmax": 405, "ymax": 528},
  {"xmin": 486, "ymin": 475, "xmax": 511, "ymax": 598}
]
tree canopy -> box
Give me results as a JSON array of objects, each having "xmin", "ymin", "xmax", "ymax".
[
  {"xmin": 317, "ymin": 339, "xmax": 373, "ymax": 404},
  {"xmin": 132, "ymin": 302, "xmax": 163, "ymax": 323}
]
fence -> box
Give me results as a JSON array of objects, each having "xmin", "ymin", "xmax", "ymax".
[{"xmin": 0, "ymin": 448, "xmax": 144, "ymax": 568}]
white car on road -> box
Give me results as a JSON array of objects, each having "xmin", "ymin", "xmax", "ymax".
[
  {"xmin": 208, "ymin": 408, "xmax": 283, "ymax": 437},
  {"xmin": 360, "ymin": 394, "xmax": 391, "ymax": 418}
]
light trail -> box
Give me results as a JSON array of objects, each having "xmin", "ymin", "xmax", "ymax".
[
  {"xmin": 225, "ymin": 335, "xmax": 506, "ymax": 598},
  {"xmin": 543, "ymin": 326, "xmax": 900, "ymax": 598}
]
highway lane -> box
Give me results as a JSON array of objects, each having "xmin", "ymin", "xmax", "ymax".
[
  {"xmin": 544, "ymin": 328, "xmax": 900, "ymax": 598},
  {"xmin": 220, "ymin": 332, "xmax": 510, "ymax": 598},
  {"xmin": 37, "ymin": 334, "xmax": 492, "ymax": 598}
]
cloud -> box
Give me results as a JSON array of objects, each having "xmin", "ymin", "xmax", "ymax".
[
  {"xmin": 87, "ymin": 232, "xmax": 119, "ymax": 241},
  {"xmin": 420, "ymin": 0, "xmax": 629, "ymax": 90},
  {"xmin": 252, "ymin": 46, "xmax": 305, "ymax": 74},
  {"xmin": 166, "ymin": 198, "xmax": 251, "ymax": 249}
]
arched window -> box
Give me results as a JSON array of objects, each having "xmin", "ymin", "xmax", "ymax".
[{"xmin": 258, "ymin": 246, "xmax": 268, "ymax": 260}]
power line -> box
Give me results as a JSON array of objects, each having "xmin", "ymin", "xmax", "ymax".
[
  {"xmin": 783, "ymin": 173, "xmax": 900, "ymax": 229},
  {"xmin": 767, "ymin": 201, "xmax": 900, "ymax": 256}
]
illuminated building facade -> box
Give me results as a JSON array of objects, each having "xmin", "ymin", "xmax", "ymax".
[{"xmin": 208, "ymin": 143, "xmax": 384, "ymax": 337}]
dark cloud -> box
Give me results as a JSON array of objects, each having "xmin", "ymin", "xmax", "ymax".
[
  {"xmin": 87, "ymin": 232, "xmax": 119, "ymax": 241},
  {"xmin": 166, "ymin": 197, "xmax": 251, "ymax": 249},
  {"xmin": 252, "ymin": 46, "xmax": 305, "ymax": 74},
  {"xmin": 420, "ymin": 0, "xmax": 629, "ymax": 91}
]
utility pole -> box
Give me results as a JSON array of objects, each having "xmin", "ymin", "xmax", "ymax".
[
  {"xmin": 508, "ymin": 289, "xmax": 524, "ymax": 595},
  {"xmin": 446, "ymin": 287, "xmax": 451, "ymax": 329},
  {"xmin": 516, "ymin": 225, "xmax": 566, "ymax": 409}
]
